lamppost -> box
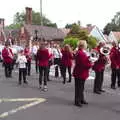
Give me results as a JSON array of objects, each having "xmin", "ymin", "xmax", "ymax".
[{"xmin": 40, "ymin": 0, "xmax": 43, "ymax": 41}]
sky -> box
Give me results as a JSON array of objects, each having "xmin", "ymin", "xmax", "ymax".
[{"xmin": 0, "ymin": 0, "xmax": 120, "ymax": 29}]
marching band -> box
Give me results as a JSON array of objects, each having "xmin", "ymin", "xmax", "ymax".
[{"xmin": 1, "ymin": 39, "xmax": 120, "ymax": 107}]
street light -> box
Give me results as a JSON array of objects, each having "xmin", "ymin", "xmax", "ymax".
[{"xmin": 40, "ymin": 0, "xmax": 43, "ymax": 41}]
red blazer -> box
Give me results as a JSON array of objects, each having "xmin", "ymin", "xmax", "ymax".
[
  {"xmin": 37, "ymin": 48, "xmax": 50, "ymax": 67},
  {"xmin": 92, "ymin": 46, "xmax": 107, "ymax": 72},
  {"xmin": 110, "ymin": 47, "xmax": 120, "ymax": 69},
  {"xmin": 24, "ymin": 48, "xmax": 32, "ymax": 62},
  {"xmin": 2, "ymin": 47, "xmax": 14, "ymax": 64},
  {"xmin": 61, "ymin": 50, "xmax": 73, "ymax": 67},
  {"xmin": 73, "ymin": 49, "xmax": 92, "ymax": 80}
]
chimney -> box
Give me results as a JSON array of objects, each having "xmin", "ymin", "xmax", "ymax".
[
  {"xmin": 25, "ymin": 7, "xmax": 32, "ymax": 24},
  {"xmin": 0, "ymin": 18, "xmax": 5, "ymax": 29}
]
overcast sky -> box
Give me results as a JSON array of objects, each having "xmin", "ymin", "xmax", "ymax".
[{"xmin": 0, "ymin": 0, "xmax": 120, "ymax": 29}]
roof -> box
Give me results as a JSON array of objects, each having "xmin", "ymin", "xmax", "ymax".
[
  {"xmin": 81, "ymin": 25, "xmax": 95, "ymax": 34},
  {"xmin": 24, "ymin": 24, "xmax": 66, "ymax": 41},
  {"xmin": 112, "ymin": 31, "xmax": 120, "ymax": 41},
  {"xmin": 4, "ymin": 29, "xmax": 19, "ymax": 39}
]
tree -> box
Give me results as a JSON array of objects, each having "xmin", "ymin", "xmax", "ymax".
[
  {"xmin": 6, "ymin": 10, "xmax": 57, "ymax": 29},
  {"xmin": 66, "ymin": 24, "xmax": 88, "ymax": 40},
  {"xmin": 64, "ymin": 38, "xmax": 79, "ymax": 50},
  {"xmin": 87, "ymin": 36, "xmax": 97, "ymax": 50},
  {"xmin": 103, "ymin": 12, "xmax": 120, "ymax": 35}
]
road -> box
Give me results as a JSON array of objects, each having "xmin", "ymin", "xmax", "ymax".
[{"xmin": 0, "ymin": 62, "xmax": 120, "ymax": 120}]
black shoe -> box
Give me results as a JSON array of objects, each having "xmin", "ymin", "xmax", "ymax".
[
  {"xmin": 111, "ymin": 86, "xmax": 116, "ymax": 89},
  {"xmin": 67, "ymin": 81, "xmax": 71, "ymax": 83},
  {"xmin": 99, "ymin": 89, "xmax": 105, "ymax": 92},
  {"xmin": 81, "ymin": 101, "xmax": 88, "ymax": 105},
  {"xmin": 24, "ymin": 81, "xmax": 28, "ymax": 84},
  {"xmin": 63, "ymin": 81, "xmax": 66, "ymax": 84},
  {"xmin": 18, "ymin": 82, "xmax": 21, "ymax": 85},
  {"xmin": 94, "ymin": 91, "xmax": 101, "ymax": 94},
  {"xmin": 74, "ymin": 103, "xmax": 82, "ymax": 107}
]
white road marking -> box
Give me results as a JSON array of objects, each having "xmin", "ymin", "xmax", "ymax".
[{"xmin": 0, "ymin": 98, "xmax": 46, "ymax": 118}]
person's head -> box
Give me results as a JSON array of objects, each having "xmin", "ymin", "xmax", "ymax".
[
  {"xmin": 78, "ymin": 40, "xmax": 87, "ymax": 50},
  {"xmin": 64, "ymin": 44, "xmax": 71, "ymax": 52},
  {"xmin": 5, "ymin": 41, "xmax": 10, "ymax": 48},
  {"xmin": 98, "ymin": 41, "xmax": 105, "ymax": 48},
  {"xmin": 20, "ymin": 50, "xmax": 24, "ymax": 55},
  {"xmin": 112, "ymin": 41, "xmax": 117, "ymax": 47},
  {"xmin": 39, "ymin": 42, "xmax": 45, "ymax": 50}
]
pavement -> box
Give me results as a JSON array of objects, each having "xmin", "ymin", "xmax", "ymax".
[{"xmin": 0, "ymin": 62, "xmax": 120, "ymax": 120}]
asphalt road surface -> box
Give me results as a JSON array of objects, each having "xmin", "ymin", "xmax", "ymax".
[{"xmin": 0, "ymin": 62, "xmax": 120, "ymax": 120}]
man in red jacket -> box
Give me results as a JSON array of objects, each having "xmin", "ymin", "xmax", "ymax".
[
  {"xmin": 92, "ymin": 42, "xmax": 107, "ymax": 94},
  {"xmin": 73, "ymin": 40, "xmax": 92, "ymax": 107},
  {"xmin": 2, "ymin": 41, "xmax": 14, "ymax": 78},
  {"xmin": 110, "ymin": 42, "xmax": 120, "ymax": 89},
  {"xmin": 37, "ymin": 43, "xmax": 51, "ymax": 91}
]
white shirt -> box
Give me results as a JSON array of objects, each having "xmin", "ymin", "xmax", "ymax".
[
  {"xmin": 16, "ymin": 55, "xmax": 27, "ymax": 68},
  {"xmin": 32, "ymin": 45, "xmax": 39, "ymax": 55},
  {"xmin": 52, "ymin": 48, "xmax": 62, "ymax": 58}
]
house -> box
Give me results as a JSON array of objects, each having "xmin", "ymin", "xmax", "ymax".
[
  {"xmin": 82, "ymin": 25, "xmax": 107, "ymax": 42},
  {"xmin": 108, "ymin": 31, "xmax": 120, "ymax": 43},
  {"xmin": 18, "ymin": 7, "xmax": 65, "ymax": 47},
  {"xmin": 0, "ymin": 7, "xmax": 66, "ymax": 47}
]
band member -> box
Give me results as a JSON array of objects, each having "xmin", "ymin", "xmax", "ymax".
[
  {"xmin": 110, "ymin": 42, "xmax": 120, "ymax": 89},
  {"xmin": 32, "ymin": 42, "xmax": 39, "ymax": 73},
  {"xmin": 24, "ymin": 45, "xmax": 32, "ymax": 76},
  {"xmin": 46, "ymin": 43, "xmax": 54, "ymax": 81},
  {"xmin": 61, "ymin": 44, "xmax": 73, "ymax": 84},
  {"xmin": 53, "ymin": 44, "xmax": 62, "ymax": 78},
  {"xmin": 37, "ymin": 43, "xmax": 51, "ymax": 91},
  {"xmin": 16, "ymin": 50, "xmax": 28, "ymax": 85},
  {"xmin": 73, "ymin": 40, "xmax": 92, "ymax": 107},
  {"xmin": 92, "ymin": 42, "xmax": 107, "ymax": 94},
  {"xmin": 2, "ymin": 42, "xmax": 14, "ymax": 78}
]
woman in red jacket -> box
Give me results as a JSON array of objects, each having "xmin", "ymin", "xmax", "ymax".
[
  {"xmin": 73, "ymin": 40, "xmax": 92, "ymax": 107},
  {"xmin": 61, "ymin": 44, "xmax": 73, "ymax": 84},
  {"xmin": 37, "ymin": 43, "xmax": 51, "ymax": 91}
]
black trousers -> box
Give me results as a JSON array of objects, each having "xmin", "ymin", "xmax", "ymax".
[
  {"xmin": 39, "ymin": 66, "xmax": 48, "ymax": 86},
  {"xmin": 93, "ymin": 70, "xmax": 104, "ymax": 92},
  {"xmin": 4, "ymin": 62, "xmax": 13, "ymax": 77},
  {"xmin": 26, "ymin": 61, "xmax": 31, "ymax": 76},
  {"xmin": 54, "ymin": 58, "xmax": 62, "ymax": 77},
  {"xmin": 62, "ymin": 65, "xmax": 71, "ymax": 83},
  {"xmin": 74, "ymin": 78, "xmax": 85, "ymax": 104},
  {"xmin": 19, "ymin": 68, "xmax": 26, "ymax": 83},
  {"xmin": 34, "ymin": 55, "xmax": 38, "ymax": 73},
  {"xmin": 111, "ymin": 68, "xmax": 120, "ymax": 87}
]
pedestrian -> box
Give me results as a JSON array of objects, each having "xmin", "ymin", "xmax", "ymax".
[
  {"xmin": 37, "ymin": 43, "xmax": 51, "ymax": 91},
  {"xmin": 92, "ymin": 42, "xmax": 108, "ymax": 94},
  {"xmin": 2, "ymin": 41, "xmax": 14, "ymax": 78},
  {"xmin": 73, "ymin": 40, "xmax": 92, "ymax": 107},
  {"xmin": 24, "ymin": 45, "xmax": 32, "ymax": 76},
  {"xmin": 110, "ymin": 42, "xmax": 120, "ymax": 89},
  {"xmin": 61, "ymin": 44, "xmax": 73, "ymax": 84},
  {"xmin": 16, "ymin": 50, "xmax": 28, "ymax": 85}
]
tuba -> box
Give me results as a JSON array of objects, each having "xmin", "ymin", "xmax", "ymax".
[
  {"xmin": 89, "ymin": 49, "xmax": 99, "ymax": 62},
  {"xmin": 100, "ymin": 45, "xmax": 110, "ymax": 56}
]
